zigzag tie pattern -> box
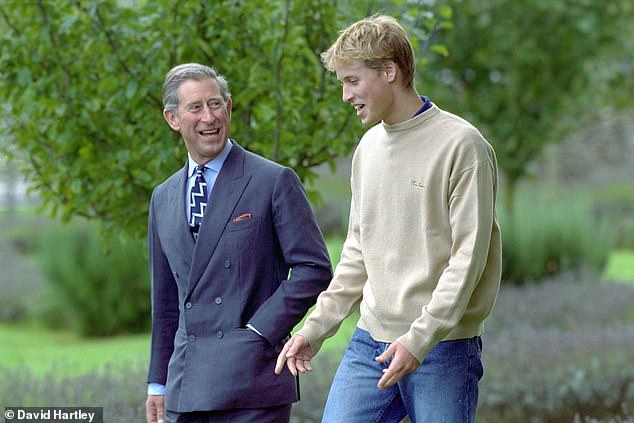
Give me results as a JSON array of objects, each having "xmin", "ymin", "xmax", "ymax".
[{"xmin": 189, "ymin": 165, "xmax": 208, "ymax": 241}]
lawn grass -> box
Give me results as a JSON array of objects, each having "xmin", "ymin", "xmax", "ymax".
[
  {"xmin": 0, "ymin": 323, "xmax": 149, "ymax": 376},
  {"xmin": 604, "ymin": 249, "xmax": 634, "ymax": 282}
]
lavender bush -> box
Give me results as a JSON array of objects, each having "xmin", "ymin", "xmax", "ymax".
[
  {"xmin": 478, "ymin": 274, "xmax": 634, "ymax": 422},
  {"xmin": 0, "ymin": 363, "xmax": 147, "ymax": 422}
]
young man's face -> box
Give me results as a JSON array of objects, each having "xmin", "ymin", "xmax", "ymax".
[
  {"xmin": 163, "ymin": 77, "xmax": 232, "ymax": 164},
  {"xmin": 336, "ymin": 59, "xmax": 394, "ymax": 125}
]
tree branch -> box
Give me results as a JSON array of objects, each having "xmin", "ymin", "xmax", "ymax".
[
  {"xmin": 92, "ymin": 3, "xmax": 133, "ymax": 76},
  {"xmin": 0, "ymin": 5, "xmax": 21, "ymax": 36}
]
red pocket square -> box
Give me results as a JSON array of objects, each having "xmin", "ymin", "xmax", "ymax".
[{"xmin": 232, "ymin": 212, "xmax": 252, "ymax": 222}]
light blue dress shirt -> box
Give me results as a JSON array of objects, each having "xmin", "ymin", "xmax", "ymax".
[{"xmin": 185, "ymin": 140, "xmax": 233, "ymax": 221}]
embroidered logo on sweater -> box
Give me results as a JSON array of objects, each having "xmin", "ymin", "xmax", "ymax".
[{"xmin": 410, "ymin": 179, "xmax": 425, "ymax": 188}]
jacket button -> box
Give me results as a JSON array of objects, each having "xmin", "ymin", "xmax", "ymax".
[
  {"xmin": 185, "ymin": 302, "xmax": 192, "ymax": 309},
  {"xmin": 173, "ymin": 272, "xmax": 179, "ymax": 280},
  {"xmin": 216, "ymin": 331, "xmax": 224, "ymax": 339},
  {"xmin": 214, "ymin": 297, "xmax": 222, "ymax": 305},
  {"xmin": 188, "ymin": 334, "xmax": 196, "ymax": 342},
  {"xmin": 224, "ymin": 260, "xmax": 231, "ymax": 268}
]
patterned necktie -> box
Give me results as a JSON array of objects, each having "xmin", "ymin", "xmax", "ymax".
[{"xmin": 189, "ymin": 165, "xmax": 208, "ymax": 241}]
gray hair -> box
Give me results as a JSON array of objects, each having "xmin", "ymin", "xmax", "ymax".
[{"xmin": 162, "ymin": 63, "xmax": 231, "ymax": 114}]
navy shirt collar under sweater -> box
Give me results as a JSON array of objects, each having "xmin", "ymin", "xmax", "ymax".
[{"xmin": 413, "ymin": 96, "xmax": 432, "ymax": 118}]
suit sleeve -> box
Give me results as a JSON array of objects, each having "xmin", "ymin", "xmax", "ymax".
[
  {"xmin": 246, "ymin": 167, "xmax": 332, "ymax": 345},
  {"xmin": 146, "ymin": 190, "xmax": 180, "ymax": 385}
]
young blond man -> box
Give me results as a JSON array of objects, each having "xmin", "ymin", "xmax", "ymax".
[{"xmin": 276, "ymin": 15, "xmax": 502, "ymax": 422}]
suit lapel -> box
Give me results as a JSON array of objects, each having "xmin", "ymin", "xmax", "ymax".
[
  {"xmin": 166, "ymin": 164, "xmax": 195, "ymax": 268},
  {"xmin": 187, "ymin": 143, "xmax": 252, "ymax": 295}
]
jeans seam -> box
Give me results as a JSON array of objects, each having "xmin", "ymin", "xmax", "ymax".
[
  {"xmin": 464, "ymin": 338, "xmax": 480, "ymax": 422},
  {"xmin": 465, "ymin": 359, "xmax": 473, "ymax": 422},
  {"xmin": 373, "ymin": 388, "xmax": 400, "ymax": 423}
]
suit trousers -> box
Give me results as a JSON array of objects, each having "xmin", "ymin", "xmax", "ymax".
[{"xmin": 165, "ymin": 404, "xmax": 292, "ymax": 423}]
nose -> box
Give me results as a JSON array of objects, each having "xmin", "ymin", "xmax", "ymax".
[
  {"xmin": 201, "ymin": 103, "xmax": 215, "ymax": 122},
  {"xmin": 342, "ymin": 85, "xmax": 353, "ymax": 103}
]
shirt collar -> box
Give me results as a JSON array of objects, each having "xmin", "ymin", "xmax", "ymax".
[
  {"xmin": 187, "ymin": 140, "xmax": 233, "ymax": 178},
  {"xmin": 412, "ymin": 96, "xmax": 432, "ymax": 118}
]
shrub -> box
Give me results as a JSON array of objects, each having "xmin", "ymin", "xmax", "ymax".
[
  {"xmin": 590, "ymin": 183, "xmax": 634, "ymax": 250},
  {"xmin": 499, "ymin": 187, "xmax": 616, "ymax": 284},
  {"xmin": 0, "ymin": 215, "xmax": 53, "ymax": 323},
  {"xmin": 36, "ymin": 220, "xmax": 150, "ymax": 336},
  {"xmin": 0, "ymin": 246, "xmax": 46, "ymax": 323},
  {"xmin": 479, "ymin": 275, "xmax": 634, "ymax": 422},
  {"xmin": 0, "ymin": 363, "xmax": 147, "ymax": 422}
]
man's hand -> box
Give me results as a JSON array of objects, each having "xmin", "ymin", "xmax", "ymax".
[
  {"xmin": 146, "ymin": 395, "xmax": 165, "ymax": 423},
  {"xmin": 274, "ymin": 334, "xmax": 315, "ymax": 376},
  {"xmin": 375, "ymin": 341, "xmax": 420, "ymax": 389}
]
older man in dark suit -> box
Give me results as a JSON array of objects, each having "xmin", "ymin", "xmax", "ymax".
[{"xmin": 145, "ymin": 63, "xmax": 332, "ymax": 423}]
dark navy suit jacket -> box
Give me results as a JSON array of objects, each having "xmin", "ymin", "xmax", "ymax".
[{"xmin": 147, "ymin": 142, "xmax": 332, "ymax": 412}]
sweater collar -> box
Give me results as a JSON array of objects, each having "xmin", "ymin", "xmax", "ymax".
[{"xmin": 383, "ymin": 101, "xmax": 439, "ymax": 133}]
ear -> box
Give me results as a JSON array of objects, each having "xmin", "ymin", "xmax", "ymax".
[
  {"xmin": 226, "ymin": 96, "xmax": 233, "ymax": 120},
  {"xmin": 384, "ymin": 62, "xmax": 398, "ymax": 83},
  {"xmin": 163, "ymin": 109, "xmax": 180, "ymax": 132}
]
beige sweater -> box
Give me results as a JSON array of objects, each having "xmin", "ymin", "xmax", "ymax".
[{"xmin": 300, "ymin": 104, "xmax": 502, "ymax": 362}]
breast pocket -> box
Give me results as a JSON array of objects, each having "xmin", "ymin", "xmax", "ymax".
[{"xmin": 224, "ymin": 215, "xmax": 261, "ymax": 250}]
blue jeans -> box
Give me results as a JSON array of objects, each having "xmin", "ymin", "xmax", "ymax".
[{"xmin": 322, "ymin": 328, "xmax": 483, "ymax": 423}]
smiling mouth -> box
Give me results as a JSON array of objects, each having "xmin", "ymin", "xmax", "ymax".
[
  {"xmin": 199, "ymin": 128, "xmax": 220, "ymax": 136},
  {"xmin": 354, "ymin": 104, "xmax": 365, "ymax": 114}
]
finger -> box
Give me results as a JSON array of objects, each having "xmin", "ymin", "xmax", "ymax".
[
  {"xmin": 377, "ymin": 367, "xmax": 399, "ymax": 390},
  {"xmin": 287, "ymin": 356, "xmax": 298, "ymax": 376},
  {"xmin": 296, "ymin": 358, "xmax": 313, "ymax": 374},
  {"xmin": 156, "ymin": 397, "xmax": 165, "ymax": 423},
  {"xmin": 295, "ymin": 358, "xmax": 307, "ymax": 374},
  {"xmin": 275, "ymin": 346, "xmax": 289, "ymax": 374},
  {"xmin": 375, "ymin": 343, "xmax": 396, "ymax": 363},
  {"xmin": 145, "ymin": 402, "xmax": 155, "ymax": 423},
  {"xmin": 275, "ymin": 338, "xmax": 295, "ymax": 374},
  {"xmin": 145, "ymin": 398, "xmax": 157, "ymax": 423}
]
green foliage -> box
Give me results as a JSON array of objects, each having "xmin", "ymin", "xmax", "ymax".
[
  {"xmin": 36, "ymin": 220, "xmax": 150, "ymax": 336},
  {"xmin": 0, "ymin": 1, "xmax": 449, "ymax": 238},
  {"xmin": 424, "ymin": 0, "xmax": 634, "ymax": 209},
  {"xmin": 498, "ymin": 186, "xmax": 616, "ymax": 284}
]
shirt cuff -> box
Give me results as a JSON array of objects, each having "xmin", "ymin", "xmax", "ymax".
[{"xmin": 148, "ymin": 383, "xmax": 166, "ymax": 396}]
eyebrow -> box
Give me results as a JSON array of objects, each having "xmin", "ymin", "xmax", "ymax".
[{"xmin": 184, "ymin": 96, "xmax": 223, "ymax": 107}]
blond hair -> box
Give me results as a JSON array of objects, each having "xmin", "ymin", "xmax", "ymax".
[{"xmin": 321, "ymin": 15, "xmax": 416, "ymax": 88}]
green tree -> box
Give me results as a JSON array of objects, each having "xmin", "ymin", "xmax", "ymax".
[
  {"xmin": 422, "ymin": 0, "xmax": 634, "ymax": 210},
  {"xmin": 0, "ymin": 0, "xmax": 450, "ymax": 238}
]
